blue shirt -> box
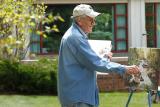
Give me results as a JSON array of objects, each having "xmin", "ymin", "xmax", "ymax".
[{"xmin": 58, "ymin": 22, "xmax": 126, "ymax": 106}]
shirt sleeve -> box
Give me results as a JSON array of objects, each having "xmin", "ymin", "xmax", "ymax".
[{"xmin": 66, "ymin": 35, "xmax": 126, "ymax": 75}]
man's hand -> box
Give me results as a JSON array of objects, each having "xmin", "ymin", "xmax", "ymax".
[
  {"xmin": 103, "ymin": 52, "xmax": 113, "ymax": 60},
  {"xmin": 125, "ymin": 65, "xmax": 140, "ymax": 75}
]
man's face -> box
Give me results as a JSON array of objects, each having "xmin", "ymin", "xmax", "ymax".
[{"xmin": 78, "ymin": 16, "xmax": 95, "ymax": 34}]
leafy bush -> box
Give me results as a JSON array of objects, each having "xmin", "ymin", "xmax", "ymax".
[{"xmin": 0, "ymin": 58, "xmax": 58, "ymax": 95}]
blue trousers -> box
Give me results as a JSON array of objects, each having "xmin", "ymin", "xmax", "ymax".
[{"xmin": 61, "ymin": 102, "xmax": 97, "ymax": 107}]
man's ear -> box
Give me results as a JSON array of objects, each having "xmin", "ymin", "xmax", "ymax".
[{"xmin": 76, "ymin": 19, "xmax": 83, "ymax": 26}]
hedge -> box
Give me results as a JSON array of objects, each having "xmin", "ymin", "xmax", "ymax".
[{"xmin": 0, "ymin": 58, "xmax": 58, "ymax": 95}]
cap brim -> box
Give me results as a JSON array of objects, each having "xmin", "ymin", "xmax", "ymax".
[
  {"xmin": 71, "ymin": 11, "xmax": 101, "ymax": 18},
  {"xmin": 88, "ymin": 11, "xmax": 101, "ymax": 18}
]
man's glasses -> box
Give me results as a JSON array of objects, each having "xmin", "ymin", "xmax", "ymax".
[{"xmin": 87, "ymin": 16, "xmax": 96, "ymax": 25}]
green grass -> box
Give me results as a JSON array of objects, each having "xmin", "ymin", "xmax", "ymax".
[
  {"xmin": 99, "ymin": 92, "xmax": 159, "ymax": 107},
  {"xmin": 0, "ymin": 95, "xmax": 60, "ymax": 107},
  {"xmin": 0, "ymin": 92, "xmax": 159, "ymax": 107}
]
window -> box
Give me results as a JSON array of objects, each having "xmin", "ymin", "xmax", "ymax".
[
  {"xmin": 114, "ymin": 4, "xmax": 128, "ymax": 52},
  {"xmin": 89, "ymin": 4, "xmax": 128, "ymax": 52},
  {"xmin": 30, "ymin": 4, "xmax": 128, "ymax": 54},
  {"xmin": 30, "ymin": 5, "xmax": 75, "ymax": 54},
  {"xmin": 145, "ymin": 3, "xmax": 160, "ymax": 48}
]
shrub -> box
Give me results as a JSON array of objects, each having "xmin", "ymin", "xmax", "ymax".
[{"xmin": 0, "ymin": 57, "xmax": 58, "ymax": 95}]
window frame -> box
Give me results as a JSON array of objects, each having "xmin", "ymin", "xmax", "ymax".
[
  {"xmin": 113, "ymin": 3, "xmax": 128, "ymax": 53},
  {"xmin": 30, "ymin": 3, "xmax": 128, "ymax": 55},
  {"xmin": 145, "ymin": 3, "xmax": 158, "ymax": 47}
]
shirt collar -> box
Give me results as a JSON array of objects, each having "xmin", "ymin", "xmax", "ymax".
[{"xmin": 72, "ymin": 22, "xmax": 88, "ymax": 39}]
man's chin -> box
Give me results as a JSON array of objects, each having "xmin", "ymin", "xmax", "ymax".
[{"xmin": 88, "ymin": 30, "xmax": 93, "ymax": 33}]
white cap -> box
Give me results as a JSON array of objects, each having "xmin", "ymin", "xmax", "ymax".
[{"xmin": 72, "ymin": 4, "xmax": 100, "ymax": 18}]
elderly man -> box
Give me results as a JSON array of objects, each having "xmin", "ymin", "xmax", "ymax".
[{"xmin": 58, "ymin": 4, "xmax": 140, "ymax": 107}]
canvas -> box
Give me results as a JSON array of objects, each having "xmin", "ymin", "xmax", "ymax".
[{"xmin": 128, "ymin": 48, "xmax": 160, "ymax": 91}]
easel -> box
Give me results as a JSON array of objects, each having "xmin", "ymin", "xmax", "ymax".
[
  {"xmin": 125, "ymin": 59, "xmax": 154, "ymax": 107},
  {"xmin": 125, "ymin": 87, "xmax": 152, "ymax": 107}
]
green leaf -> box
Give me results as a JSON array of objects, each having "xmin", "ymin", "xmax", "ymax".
[
  {"xmin": 58, "ymin": 16, "xmax": 65, "ymax": 22},
  {"xmin": 29, "ymin": 22, "xmax": 36, "ymax": 27},
  {"xmin": 42, "ymin": 34, "xmax": 47, "ymax": 38},
  {"xmin": 52, "ymin": 25, "xmax": 59, "ymax": 32}
]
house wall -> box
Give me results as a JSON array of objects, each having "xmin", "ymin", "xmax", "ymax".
[
  {"xmin": 36, "ymin": 0, "xmax": 127, "ymax": 4},
  {"xmin": 97, "ymin": 73, "xmax": 126, "ymax": 92},
  {"xmin": 35, "ymin": 0, "xmax": 160, "ymax": 51},
  {"xmin": 97, "ymin": 57, "xmax": 128, "ymax": 92},
  {"xmin": 128, "ymin": 0, "xmax": 147, "ymax": 48},
  {"xmin": 34, "ymin": 0, "xmax": 160, "ymax": 91}
]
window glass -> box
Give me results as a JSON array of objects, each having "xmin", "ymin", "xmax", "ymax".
[
  {"xmin": 117, "ymin": 29, "xmax": 126, "ymax": 39},
  {"xmin": 42, "ymin": 34, "xmax": 61, "ymax": 53},
  {"xmin": 157, "ymin": 4, "xmax": 160, "ymax": 48},
  {"xmin": 30, "ymin": 43, "xmax": 40, "ymax": 53},
  {"xmin": 30, "ymin": 33, "xmax": 40, "ymax": 53},
  {"xmin": 30, "ymin": 4, "xmax": 75, "ymax": 54},
  {"xmin": 117, "ymin": 41, "xmax": 126, "ymax": 50},
  {"xmin": 31, "ymin": 34, "xmax": 40, "ymax": 41},
  {"xmin": 146, "ymin": 16, "xmax": 154, "ymax": 26},
  {"xmin": 115, "ymin": 4, "xmax": 127, "ymax": 51},
  {"xmin": 89, "ymin": 4, "xmax": 113, "ymax": 40},
  {"xmin": 116, "ymin": 4, "xmax": 126, "ymax": 14},
  {"xmin": 145, "ymin": 3, "xmax": 156, "ymax": 47},
  {"xmin": 147, "ymin": 40, "xmax": 154, "ymax": 47},
  {"xmin": 90, "ymin": 4, "xmax": 127, "ymax": 52},
  {"xmin": 145, "ymin": 3, "xmax": 154, "ymax": 13},
  {"xmin": 147, "ymin": 28, "xmax": 155, "ymax": 39},
  {"xmin": 117, "ymin": 16, "xmax": 126, "ymax": 27},
  {"xmin": 30, "ymin": 4, "xmax": 128, "ymax": 54}
]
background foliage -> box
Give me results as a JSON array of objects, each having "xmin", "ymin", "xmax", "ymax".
[
  {"xmin": 0, "ymin": 57, "xmax": 58, "ymax": 95},
  {"xmin": 0, "ymin": 0, "xmax": 64, "ymax": 60}
]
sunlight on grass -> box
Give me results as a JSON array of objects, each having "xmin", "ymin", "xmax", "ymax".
[
  {"xmin": 0, "ymin": 95, "xmax": 60, "ymax": 107},
  {"xmin": 0, "ymin": 92, "xmax": 159, "ymax": 107}
]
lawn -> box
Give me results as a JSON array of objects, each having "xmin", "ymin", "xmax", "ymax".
[
  {"xmin": 99, "ymin": 92, "xmax": 159, "ymax": 107},
  {"xmin": 0, "ymin": 92, "xmax": 159, "ymax": 107}
]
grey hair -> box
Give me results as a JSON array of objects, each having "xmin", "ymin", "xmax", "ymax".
[{"xmin": 73, "ymin": 15, "xmax": 87, "ymax": 22}]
